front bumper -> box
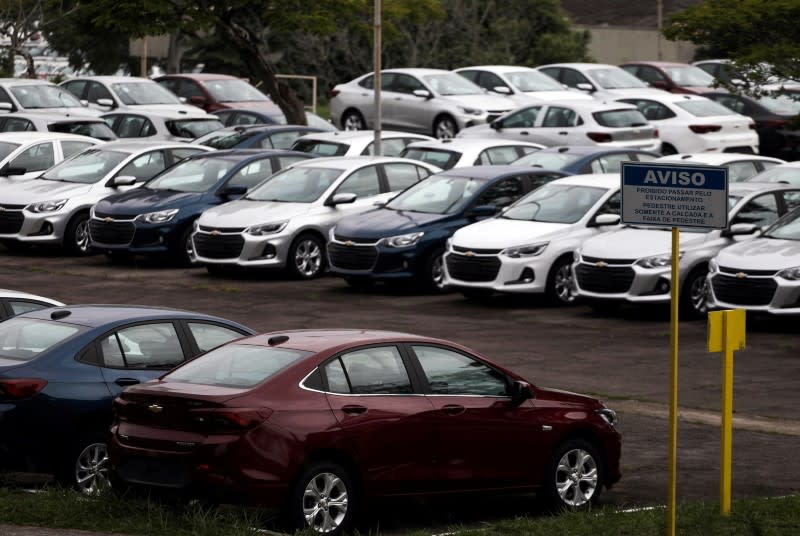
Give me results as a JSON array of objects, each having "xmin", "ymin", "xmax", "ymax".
[
  {"xmin": 573, "ymin": 257, "xmax": 675, "ymax": 304},
  {"xmin": 707, "ymin": 268, "xmax": 800, "ymax": 315},
  {"xmin": 89, "ymin": 216, "xmax": 185, "ymax": 254},
  {"xmin": 0, "ymin": 205, "xmax": 73, "ymax": 246},
  {"xmin": 327, "ymin": 237, "xmax": 432, "ymax": 280},
  {"xmin": 442, "ymin": 247, "xmax": 549, "ymax": 294},
  {"xmin": 191, "ymin": 226, "xmax": 292, "ymax": 269}
]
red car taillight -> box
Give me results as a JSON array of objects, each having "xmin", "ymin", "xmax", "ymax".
[
  {"xmin": 329, "ymin": 88, "xmax": 340, "ymax": 98},
  {"xmin": 748, "ymin": 122, "xmax": 757, "ymax": 130},
  {"xmin": 190, "ymin": 408, "xmax": 273, "ymax": 432},
  {"xmin": 653, "ymin": 128, "xmax": 659, "ymax": 138},
  {"xmin": 586, "ymin": 132, "xmax": 612, "ymax": 143},
  {"xmin": 0, "ymin": 378, "xmax": 48, "ymax": 400},
  {"xmin": 689, "ymin": 124, "xmax": 722, "ymax": 134}
]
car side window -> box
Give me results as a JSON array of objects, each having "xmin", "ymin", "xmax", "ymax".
[
  {"xmin": 335, "ymin": 165, "xmax": 381, "ymax": 197},
  {"xmin": 542, "ymin": 106, "xmax": 577, "ymax": 127},
  {"xmin": 590, "ymin": 154, "xmax": 629, "ymax": 174},
  {"xmin": 731, "ymin": 193, "xmax": 778, "ymax": 227},
  {"xmin": 713, "ymin": 95, "xmax": 745, "ymax": 114},
  {"xmin": 626, "ymin": 99, "xmax": 675, "ymax": 121},
  {"xmin": 727, "ymin": 161, "xmax": 759, "ymax": 182},
  {"xmin": 10, "ymin": 142, "xmax": 55, "ymax": 172},
  {"xmin": 226, "ymin": 159, "xmax": 274, "ymax": 189},
  {"xmin": 2, "ymin": 118, "xmax": 34, "ymax": 132},
  {"xmin": 170, "ymin": 148, "xmax": 206, "ymax": 162},
  {"xmin": 358, "ymin": 75, "xmax": 374, "ymax": 89},
  {"xmin": 116, "ymin": 151, "xmax": 166, "ymax": 181},
  {"xmin": 363, "ymin": 138, "xmax": 407, "ymax": 156},
  {"xmin": 476, "ymin": 146, "xmax": 523, "ymax": 165},
  {"xmin": 412, "ymin": 345, "xmax": 507, "ymax": 396},
  {"xmin": 178, "ymin": 80, "xmax": 204, "ymax": 99},
  {"xmin": 560, "ymin": 69, "xmax": 590, "ymax": 88},
  {"xmin": 113, "ymin": 115, "xmax": 147, "ymax": 137},
  {"xmin": 263, "ymin": 131, "xmax": 303, "ymax": 150},
  {"xmin": 595, "ymin": 191, "xmax": 622, "ymax": 216},
  {"xmin": 233, "ymin": 113, "xmax": 260, "ymax": 126},
  {"xmin": 276, "ymin": 155, "xmax": 306, "ymax": 169},
  {"xmin": 187, "ymin": 322, "xmax": 244, "ymax": 353},
  {"xmin": 383, "ymin": 163, "xmax": 422, "ymax": 191},
  {"xmin": 0, "ymin": 87, "xmax": 12, "ymax": 108},
  {"xmin": 502, "ymin": 106, "xmax": 540, "ymax": 128},
  {"xmin": 538, "ymin": 67, "xmax": 561, "ymax": 83},
  {"xmin": 324, "ymin": 346, "xmax": 412, "ymax": 395},
  {"xmin": 478, "ymin": 71, "xmax": 507, "ymax": 92},
  {"xmin": 457, "ymin": 70, "xmax": 478, "ymax": 83},
  {"xmin": 391, "ymin": 74, "xmax": 425, "ymax": 95},
  {"xmin": 62, "ymin": 80, "xmax": 87, "ymax": 99},
  {"xmin": 8, "ymin": 300, "xmax": 51, "ymax": 315},
  {"xmin": 87, "ymin": 82, "xmax": 113, "ymax": 104},
  {"xmin": 781, "ymin": 191, "xmax": 800, "ymax": 212},
  {"xmin": 61, "ymin": 140, "xmax": 94, "ymax": 158},
  {"xmin": 99, "ymin": 323, "xmax": 184, "ymax": 369},
  {"xmin": 475, "ymin": 177, "xmax": 524, "ymax": 207},
  {"xmin": 637, "ymin": 66, "xmax": 666, "ymax": 84}
]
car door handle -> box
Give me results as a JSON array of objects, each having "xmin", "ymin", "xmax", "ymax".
[
  {"xmin": 115, "ymin": 378, "xmax": 140, "ymax": 387},
  {"xmin": 342, "ymin": 405, "xmax": 367, "ymax": 415},
  {"xmin": 558, "ymin": 131, "xmax": 568, "ymax": 135},
  {"xmin": 394, "ymin": 97, "xmax": 402, "ymax": 101},
  {"xmin": 441, "ymin": 404, "xmax": 465, "ymax": 416},
  {"xmin": 520, "ymin": 131, "xmax": 529, "ymax": 135}
]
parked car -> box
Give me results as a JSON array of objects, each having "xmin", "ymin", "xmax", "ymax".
[
  {"xmin": 619, "ymin": 61, "xmax": 719, "ymax": 94},
  {"xmin": 328, "ymin": 166, "xmax": 571, "ymax": 290},
  {"xmin": 573, "ymin": 182, "xmax": 800, "ymax": 316},
  {"xmin": 0, "ymin": 289, "xmax": 63, "ymax": 319},
  {"xmin": 60, "ymin": 76, "xmax": 205, "ymax": 115},
  {"xmin": 457, "ymin": 100, "xmax": 661, "ymax": 152},
  {"xmin": 0, "ymin": 112, "xmax": 117, "ymax": 141},
  {"xmin": 745, "ymin": 161, "xmax": 800, "ymax": 186},
  {"xmin": 90, "ymin": 149, "xmax": 313, "ymax": 264},
  {"xmin": 154, "ymin": 73, "xmax": 280, "ymax": 113},
  {"xmin": 511, "ymin": 146, "xmax": 659, "ymax": 174},
  {"xmin": 212, "ymin": 108, "xmax": 336, "ymax": 131},
  {"xmin": 654, "ymin": 153, "xmax": 784, "ymax": 182},
  {"xmin": 290, "ymin": 130, "xmax": 434, "ymax": 157},
  {"xmin": 193, "ymin": 124, "xmax": 329, "ymax": 150},
  {"xmin": 329, "ymin": 68, "xmax": 515, "ymax": 138},
  {"xmin": 0, "ymin": 304, "xmax": 254, "ymax": 493},
  {"xmin": 708, "ymin": 206, "xmax": 800, "ymax": 314},
  {"xmin": 399, "ymin": 138, "xmax": 544, "ymax": 170},
  {"xmin": 535, "ymin": 63, "xmax": 668, "ymax": 98},
  {"xmin": 443, "ymin": 173, "xmax": 622, "ymax": 304},
  {"xmin": 0, "ymin": 132, "xmax": 101, "ymax": 182},
  {"xmin": 0, "ymin": 141, "xmax": 212, "ymax": 254},
  {"xmin": 0, "ymin": 78, "xmax": 101, "ymax": 116},
  {"xmin": 101, "ymin": 111, "xmax": 224, "ymax": 142},
  {"xmin": 109, "ymin": 328, "xmax": 622, "ymax": 533},
  {"xmin": 192, "ymin": 157, "xmax": 441, "ymax": 279},
  {"xmin": 693, "ymin": 59, "xmax": 745, "ymax": 86},
  {"xmin": 704, "ymin": 91, "xmax": 800, "ymax": 159},
  {"xmin": 616, "ymin": 94, "xmax": 758, "ymax": 154},
  {"xmin": 454, "ymin": 65, "xmax": 594, "ymax": 105}
]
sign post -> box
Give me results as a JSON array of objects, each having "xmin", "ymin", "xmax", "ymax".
[{"xmin": 621, "ymin": 162, "xmax": 728, "ymax": 536}]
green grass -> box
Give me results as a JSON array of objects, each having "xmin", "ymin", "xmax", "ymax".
[{"xmin": 0, "ymin": 487, "xmax": 798, "ymax": 535}]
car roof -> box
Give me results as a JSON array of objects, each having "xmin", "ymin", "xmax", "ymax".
[
  {"xmin": 538, "ymin": 145, "xmax": 653, "ymax": 156},
  {"xmin": 549, "ymin": 173, "xmax": 619, "ymax": 189},
  {"xmin": 437, "ymin": 165, "xmax": 566, "ymax": 180},
  {"xmin": 455, "ymin": 65, "xmax": 537, "ymax": 73},
  {"xmin": 240, "ymin": 329, "xmax": 450, "ymax": 354},
  {"xmin": 101, "ymin": 111, "xmax": 215, "ymax": 120},
  {"xmin": 18, "ymin": 304, "xmax": 250, "ymax": 329},
  {"xmin": 655, "ymin": 153, "xmax": 783, "ymax": 165},
  {"xmin": 729, "ymin": 182, "xmax": 800, "ymax": 195},
  {"xmin": 0, "ymin": 289, "xmax": 63, "ymax": 305},
  {"xmin": 86, "ymin": 140, "xmax": 212, "ymax": 153},
  {"xmin": 187, "ymin": 148, "xmax": 308, "ymax": 161},
  {"xmin": 0, "ymin": 131, "xmax": 100, "ymax": 143},
  {"xmin": 62, "ymin": 76, "xmax": 155, "ymax": 84},
  {"xmin": 548, "ymin": 100, "xmax": 638, "ymax": 112},
  {"xmin": 537, "ymin": 63, "xmax": 617, "ymax": 70},
  {"xmin": 293, "ymin": 155, "xmax": 428, "ymax": 170},
  {"xmin": 381, "ymin": 68, "xmax": 457, "ymax": 76},
  {"xmin": 0, "ymin": 78, "xmax": 54, "ymax": 87},
  {"xmin": 2, "ymin": 112, "xmax": 106, "ymax": 123},
  {"xmin": 296, "ymin": 130, "xmax": 431, "ymax": 142},
  {"xmin": 406, "ymin": 138, "xmax": 543, "ymax": 150},
  {"xmin": 156, "ymin": 73, "xmax": 238, "ymax": 81},
  {"xmin": 621, "ymin": 61, "xmax": 690, "ymax": 68}
]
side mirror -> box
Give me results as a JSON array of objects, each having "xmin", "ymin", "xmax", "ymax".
[
  {"xmin": 490, "ymin": 120, "xmax": 502, "ymax": 130},
  {"xmin": 721, "ymin": 222, "xmax": 758, "ymax": 237},
  {"xmin": 492, "ymin": 86, "xmax": 512, "ymax": 95},
  {"xmin": 96, "ymin": 98, "xmax": 114, "ymax": 108},
  {"xmin": 0, "ymin": 165, "xmax": 26, "ymax": 176},
  {"xmin": 0, "ymin": 102, "xmax": 12, "ymax": 112},
  {"xmin": 219, "ymin": 185, "xmax": 247, "ymax": 198},
  {"xmin": 509, "ymin": 380, "xmax": 533, "ymax": 404},
  {"xmin": 576, "ymin": 82, "xmax": 595, "ymax": 92},
  {"xmin": 188, "ymin": 95, "xmax": 207, "ymax": 106},
  {"xmin": 651, "ymin": 80, "xmax": 669, "ymax": 90},
  {"xmin": 109, "ymin": 175, "xmax": 138, "ymax": 187},
  {"xmin": 467, "ymin": 204, "xmax": 498, "ymax": 218},
  {"xmin": 412, "ymin": 89, "xmax": 432, "ymax": 99},
  {"xmin": 591, "ymin": 213, "xmax": 621, "ymax": 227},
  {"xmin": 373, "ymin": 199, "xmax": 387, "ymax": 207},
  {"xmin": 326, "ymin": 192, "xmax": 357, "ymax": 206}
]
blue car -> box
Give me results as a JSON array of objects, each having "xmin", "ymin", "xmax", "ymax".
[
  {"xmin": 328, "ymin": 166, "xmax": 570, "ymax": 290},
  {"xmin": 193, "ymin": 124, "xmax": 332, "ymax": 150},
  {"xmin": 89, "ymin": 149, "xmax": 314, "ymax": 264},
  {"xmin": 211, "ymin": 108, "xmax": 337, "ymax": 131},
  {"xmin": 511, "ymin": 145, "xmax": 660, "ymax": 174},
  {"xmin": 0, "ymin": 304, "xmax": 254, "ymax": 493}
]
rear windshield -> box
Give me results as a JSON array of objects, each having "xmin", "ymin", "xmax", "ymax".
[
  {"xmin": 166, "ymin": 119, "xmax": 223, "ymax": 139},
  {"xmin": 0, "ymin": 318, "xmax": 85, "ymax": 361},
  {"xmin": 291, "ymin": 139, "xmax": 349, "ymax": 156},
  {"xmin": 49, "ymin": 122, "xmax": 117, "ymax": 140},
  {"xmin": 164, "ymin": 344, "xmax": 311, "ymax": 388},
  {"xmin": 675, "ymin": 100, "xmax": 736, "ymax": 117},
  {"xmin": 199, "ymin": 130, "xmax": 259, "ymax": 149},
  {"xmin": 400, "ymin": 147, "xmax": 460, "ymax": 170},
  {"xmin": 593, "ymin": 109, "xmax": 648, "ymax": 127},
  {"xmin": 512, "ymin": 151, "xmax": 579, "ymax": 169}
]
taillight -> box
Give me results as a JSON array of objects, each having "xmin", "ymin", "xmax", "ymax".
[
  {"xmin": 190, "ymin": 408, "xmax": 273, "ymax": 432},
  {"xmin": 761, "ymin": 119, "xmax": 789, "ymax": 129},
  {"xmin": 689, "ymin": 124, "xmax": 722, "ymax": 134},
  {"xmin": 587, "ymin": 132, "xmax": 612, "ymax": 143},
  {"xmin": 329, "ymin": 89, "xmax": 340, "ymax": 98},
  {"xmin": 0, "ymin": 378, "xmax": 48, "ymax": 400},
  {"xmin": 653, "ymin": 128, "xmax": 659, "ymax": 138},
  {"xmin": 748, "ymin": 122, "xmax": 757, "ymax": 130}
]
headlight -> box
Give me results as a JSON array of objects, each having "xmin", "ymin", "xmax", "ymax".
[
  {"xmin": 777, "ymin": 266, "xmax": 800, "ymax": 280},
  {"xmin": 708, "ymin": 258, "xmax": 719, "ymax": 272},
  {"xmin": 381, "ymin": 232, "xmax": 424, "ymax": 248},
  {"xmin": 501, "ymin": 242, "xmax": 548, "ymax": 258},
  {"xmin": 636, "ymin": 252, "xmax": 682, "ymax": 269},
  {"xmin": 26, "ymin": 199, "xmax": 68, "ymax": 213},
  {"xmin": 137, "ymin": 208, "xmax": 179, "ymax": 224},
  {"xmin": 597, "ymin": 407, "xmax": 618, "ymax": 427},
  {"xmin": 247, "ymin": 221, "xmax": 288, "ymax": 236},
  {"xmin": 458, "ymin": 106, "xmax": 484, "ymax": 116}
]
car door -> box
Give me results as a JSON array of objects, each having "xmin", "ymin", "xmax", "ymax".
[
  {"xmin": 383, "ymin": 73, "xmax": 424, "ymax": 131},
  {"xmin": 492, "ymin": 106, "xmax": 543, "ymax": 142},
  {"xmin": 347, "ymin": 74, "xmax": 380, "ymax": 128},
  {"xmin": 321, "ymin": 345, "xmax": 438, "ymax": 494},
  {"xmin": 538, "ymin": 105, "xmax": 583, "ymax": 146},
  {"xmin": 407, "ymin": 344, "xmax": 541, "ymax": 489}
]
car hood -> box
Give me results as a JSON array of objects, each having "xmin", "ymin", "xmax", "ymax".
[
  {"xmin": 0, "ymin": 179, "xmax": 92, "ymax": 204},
  {"xmin": 535, "ymin": 386, "xmax": 602, "ymax": 408},
  {"xmin": 127, "ymin": 104, "xmax": 208, "ymax": 115},
  {"xmin": 715, "ymin": 238, "xmax": 800, "ymax": 270},
  {"xmin": 451, "ymin": 218, "xmax": 570, "ymax": 249},
  {"xmin": 580, "ymin": 227, "xmax": 708, "ymax": 260},
  {"xmin": 521, "ymin": 90, "xmax": 593, "ymax": 101},
  {"xmin": 96, "ymin": 188, "xmax": 203, "ymax": 215},
  {"xmin": 335, "ymin": 208, "xmax": 449, "ymax": 240},
  {"xmin": 198, "ymin": 198, "xmax": 310, "ymax": 226},
  {"xmin": 442, "ymin": 93, "xmax": 514, "ymax": 111}
]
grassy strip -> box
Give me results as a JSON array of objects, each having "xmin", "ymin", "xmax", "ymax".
[{"xmin": 0, "ymin": 487, "xmax": 798, "ymax": 535}]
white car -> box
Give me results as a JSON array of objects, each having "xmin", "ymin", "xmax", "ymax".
[
  {"xmin": 654, "ymin": 153, "xmax": 784, "ymax": 182},
  {"xmin": 0, "ymin": 289, "xmax": 63, "ymax": 320},
  {"xmin": 399, "ymin": 138, "xmax": 544, "ymax": 170},
  {"xmin": 457, "ymin": 100, "xmax": 661, "ymax": 152},
  {"xmin": 616, "ymin": 94, "xmax": 759, "ymax": 154},
  {"xmin": 573, "ymin": 182, "xmax": 800, "ymax": 316},
  {"xmin": 191, "ymin": 157, "xmax": 441, "ymax": 279},
  {"xmin": 454, "ymin": 65, "xmax": 594, "ymax": 105},
  {"xmin": 0, "ymin": 132, "xmax": 102, "ymax": 181},
  {"xmin": 0, "ymin": 112, "xmax": 117, "ymax": 141},
  {"xmin": 535, "ymin": 63, "xmax": 669, "ymax": 98},
  {"xmin": 745, "ymin": 161, "xmax": 800, "ymax": 186},
  {"xmin": 101, "ymin": 111, "xmax": 224, "ymax": 142},
  {"xmin": 0, "ymin": 78, "xmax": 102, "ymax": 116},
  {"xmin": 60, "ymin": 76, "xmax": 206, "ymax": 115},
  {"xmin": 442, "ymin": 173, "xmax": 622, "ymax": 304},
  {"xmin": 289, "ymin": 130, "xmax": 434, "ymax": 157}
]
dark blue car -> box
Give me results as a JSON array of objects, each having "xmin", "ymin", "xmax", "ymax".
[
  {"xmin": 328, "ymin": 166, "xmax": 570, "ymax": 290},
  {"xmin": 0, "ymin": 304, "xmax": 254, "ymax": 493},
  {"xmin": 511, "ymin": 145, "xmax": 660, "ymax": 174},
  {"xmin": 193, "ymin": 124, "xmax": 332, "ymax": 150},
  {"xmin": 89, "ymin": 149, "xmax": 314, "ymax": 263}
]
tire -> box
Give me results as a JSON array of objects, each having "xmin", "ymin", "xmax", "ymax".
[
  {"xmin": 341, "ymin": 110, "xmax": 366, "ymax": 131},
  {"xmin": 287, "ymin": 234, "xmax": 325, "ymax": 280},
  {"xmin": 63, "ymin": 212, "xmax": 92, "ymax": 255},
  {"xmin": 174, "ymin": 227, "xmax": 198, "ymax": 266},
  {"xmin": 433, "ymin": 115, "xmax": 458, "ymax": 139},
  {"xmin": 289, "ymin": 461, "xmax": 356, "ymax": 535},
  {"xmin": 418, "ymin": 248, "xmax": 446, "ymax": 292},
  {"xmin": 460, "ymin": 288, "xmax": 493, "ymax": 301},
  {"xmin": 681, "ymin": 266, "xmax": 709, "ymax": 319},
  {"xmin": 56, "ymin": 436, "xmax": 110, "ymax": 495},
  {"xmin": 546, "ymin": 256, "xmax": 577, "ymax": 306},
  {"xmin": 343, "ymin": 275, "xmax": 375, "ymax": 290},
  {"xmin": 661, "ymin": 143, "xmax": 678, "ymax": 156},
  {"xmin": 542, "ymin": 438, "xmax": 604, "ymax": 512}
]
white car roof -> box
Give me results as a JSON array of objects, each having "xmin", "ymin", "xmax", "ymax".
[
  {"xmin": 549, "ymin": 100, "xmax": 638, "ymax": 112},
  {"xmin": 381, "ymin": 68, "xmax": 458, "ymax": 76},
  {"xmin": 292, "ymin": 155, "xmax": 439, "ymax": 171},
  {"xmin": 0, "ymin": 131, "xmax": 100, "ymax": 143},
  {"xmin": 101, "ymin": 110, "xmax": 214, "ymax": 120},
  {"xmin": 455, "ymin": 65, "xmax": 539, "ymax": 74},
  {"xmin": 88, "ymin": 140, "xmax": 214, "ymax": 153},
  {"xmin": 549, "ymin": 173, "xmax": 620, "ymax": 189},
  {"xmin": 654, "ymin": 153, "xmax": 784, "ymax": 166},
  {"xmin": 295, "ymin": 130, "xmax": 432, "ymax": 143},
  {"xmin": 406, "ymin": 138, "xmax": 545, "ymax": 151},
  {"xmin": 63, "ymin": 76, "xmax": 155, "ymax": 84},
  {"xmin": 537, "ymin": 63, "xmax": 618, "ymax": 71},
  {"xmin": 0, "ymin": 289, "xmax": 63, "ymax": 306},
  {"xmin": 0, "ymin": 78, "xmax": 55, "ymax": 87},
  {"xmin": 616, "ymin": 93, "xmax": 714, "ymax": 105}
]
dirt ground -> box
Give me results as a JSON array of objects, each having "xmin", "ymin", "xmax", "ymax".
[{"xmin": 1, "ymin": 246, "xmax": 799, "ymax": 532}]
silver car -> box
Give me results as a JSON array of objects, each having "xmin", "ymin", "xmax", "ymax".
[
  {"xmin": 708, "ymin": 206, "xmax": 800, "ymax": 315},
  {"xmin": 329, "ymin": 68, "xmax": 515, "ymax": 138},
  {"xmin": 399, "ymin": 138, "xmax": 544, "ymax": 170},
  {"xmin": 0, "ymin": 132, "xmax": 102, "ymax": 181},
  {"xmin": 454, "ymin": 65, "xmax": 594, "ymax": 106},
  {"xmin": 0, "ymin": 141, "xmax": 212, "ymax": 254},
  {"xmin": 60, "ymin": 76, "xmax": 205, "ymax": 115},
  {"xmin": 101, "ymin": 111, "xmax": 223, "ymax": 142},
  {"xmin": 536, "ymin": 63, "xmax": 670, "ymax": 99},
  {"xmin": 573, "ymin": 183, "xmax": 800, "ymax": 316},
  {"xmin": 457, "ymin": 100, "xmax": 661, "ymax": 152},
  {"xmin": 191, "ymin": 156, "xmax": 441, "ymax": 279},
  {"xmin": 290, "ymin": 130, "xmax": 433, "ymax": 157}
]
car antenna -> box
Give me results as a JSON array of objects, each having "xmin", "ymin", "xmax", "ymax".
[
  {"xmin": 268, "ymin": 335, "xmax": 289, "ymax": 346},
  {"xmin": 51, "ymin": 310, "xmax": 71, "ymax": 320}
]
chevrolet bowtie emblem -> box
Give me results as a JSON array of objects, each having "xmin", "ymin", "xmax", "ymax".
[
  {"xmin": 596, "ymin": 261, "xmax": 608, "ymax": 268},
  {"xmin": 735, "ymin": 272, "xmax": 746, "ymax": 279},
  {"xmin": 465, "ymin": 250, "xmax": 475, "ymax": 257},
  {"xmin": 210, "ymin": 230, "xmax": 221, "ymax": 236},
  {"xmin": 148, "ymin": 404, "xmax": 163, "ymax": 413},
  {"xmin": 103, "ymin": 217, "xmax": 113, "ymax": 222},
  {"xmin": 344, "ymin": 240, "xmax": 353, "ymax": 247}
]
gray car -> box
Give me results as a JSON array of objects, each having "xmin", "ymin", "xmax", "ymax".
[
  {"xmin": 573, "ymin": 182, "xmax": 800, "ymax": 316},
  {"xmin": 101, "ymin": 111, "xmax": 224, "ymax": 142},
  {"xmin": 0, "ymin": 141, "xmax": 212, "ymax": 254},
  {"xmin": 192, "ymin": 156, "xmax": 441, "ymax": 279},
  {"xmin": 329, "ymin": 68, "xmax": 515, "ymax": 138}
]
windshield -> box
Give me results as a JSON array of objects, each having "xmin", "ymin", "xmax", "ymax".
[
  {"xmin": 147, "ymin": 157, "xmax": 235, "ymax": 193},
  {"xmin": 512, "ymin": 151, "xmax": 579, "ymax": 169},
  {"xmin": 502, "ymin": 184, "xmax": 606, "ymax": 223},
  {"xmin": 387, "ymin": 175, "xmax": 486, "ymax": 214},
  {"xmin": 246, "ymin": 166, "xmax": 341, "ymax": 202},
  {"xmin": 593, "ymin": 109, "xmax": 648, "ymax": 127},
  {"xmin": 204, "ymin": 79, "xmax": 270, "ymax": 102},
  {"xmin": 197, "ymin": 130, "xmax": 257, "ymax": 149},
  {"xmin": 763, "ymin": 208, "xmax": 800, "ymax": 240},
  {"xmin": 41, "ymin": 148, "xmax": 129, "ymax": 183},
  {"xmin": 11, "ymin": 84, "xmax": 83, "ymax": 109},
  {"xmin": 0, "ymin": 141, "xmax": 21, "ymax": 161},
  {"xmin": 747, "ymin": 166, "xmax": 800, "ymax": 186},
  {"xmin": 166, "ymin": 118, "xmax": 223, "ymax": 139},
  {"xmin": 291, "ymin": 139, "xmax": 349, "ymax": 156},
  {"xmin": 0, "ymin": 317, "xmax": 85, "ymax": 361},
  {"xmin": 165, "ymin": 343, "xmax": 311, "ymax": 388},
  {"xmin": 587, "ymin": 68, "xmax": 648, "ymax": 89},
  {"xmin": 421, "ymin": 73, "xmax": 483, "ymax": 96},
  {"xmin": 676, "ymin": 100, "xmax": 736, "ymax": 117},
  {"xmin": 49, "ymin": 121, "xmax": 116, "ymax": 140},
  {"xmin": 400, "ymin": 147, "xmax": 460, "ymax": 170},
  {"xmin": 728, "ymin": 195, "xmax": 743, "ymax": 210},
  {"xmin": 663, "ymin": 66, "xmax": 715, "ymax": 86},
  {"xmin": 758, "ymin": 94, "xmax": 800, "ymax": 115},
  {"xmin": 111, "ymin": 82, "xmax": 181, "ymax": 105},
  {"xmin": 506, "ymin": 70, "xmax": 564, "ymax": 92}
]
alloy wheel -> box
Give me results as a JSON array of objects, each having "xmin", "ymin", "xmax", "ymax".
[
  {"xmin": 74, "ymin": 442, "xmax": 110, "ymax": 495},
  {"xmin": 435, "ymin": 118, "xmax": 457, "ymax": 139},
  {"xmin": 430, "ymin": 253, "xmax": 445, "ymax": 289},
  {"xmin": 554, "ymin": 448, "xmax": 598, "ymax": 507},
  {"xmin": 689, "ymin": 273, "xmax": 709, "ymax": 314},
  {"xmin": 294, "ymin": 239, "xmax": 323, "ymax": 278},
  {"xmin": 343, "ymin": 113, "xmax": 364, "ymax": 130},
  {"xmin": 74, "ymin": 219, "xmax": 90, "ymax": 253},
  {"xmin": 302, "ymin": 472, "xmax": 349, "ymax": 533},
  {"xmin": 553, "ymin": 263, "xmax": 576, "ymax": 304}
]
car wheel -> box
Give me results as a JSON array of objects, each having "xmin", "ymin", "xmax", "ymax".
[
  {"xmin": 342, "ymin": 110, "xmax": 365, "ymax": 131},
  {"xmin": 546, "ymin": 256, "xmax": 577, "ymax": 306},
  {"xmin": 343, "ymin": 275, "xmax": 375, "ymax": 290},
  {"xmin": 288, "ymin": 234, "xmax": 325, "ymax": 279},
  {"xmin": 661, "ymin": 143, "xmax": 678, "ymax": 156},
  {"xmin": 57, "ymin": 438, "xmax": 110, "ymax": 495},
  {"xmin": 175, "ymin": 227, "xmax": 198, "ymax": 266},
  {"xmin": 419, "ymin": 248, "xmax": 447, "ymax": 292},
  {"xmin": 460, "ymin": 288, "xmax": 493, "ymax": 301},
  {"xmin": 681, "ymin": 266, "xmax": 709, "ymax": 318},
  {"xmin": 434, "ymin": 115, "xmax": 458, "ymax": 139},
  {"xmin": 64, "ymin": 212, "xmax": 92, "ymax": 255},
  {"xmin": 290, "ymin": 461, "xmax": 356, "ymax": 535},
  {"xmin": 543, "ymin": 438, "xmax": 604, "ymax": 512}
]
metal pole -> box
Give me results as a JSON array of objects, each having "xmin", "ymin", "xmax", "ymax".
[
  {"xmin": 373, "ymin": 0, "xmax": 382, "ymax": 156},
  {"xmin": 140, "ymin": 36, "xmax": 148, "ymax": 78},
  {"xmin": 720, "ymin": 314, "xmax": 733, "ymax": 516},
  {"xmin": 667, "ymin": 226, "xmax": 680, "ymax": 536},
  {"xmin": 657, "ymin": 0, "xmax": 664, "ymax": 61}
]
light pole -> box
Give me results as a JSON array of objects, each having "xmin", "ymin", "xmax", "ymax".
[{"xmin": 373, "ymin": 0, "xmax": 382, "ymax": 156}]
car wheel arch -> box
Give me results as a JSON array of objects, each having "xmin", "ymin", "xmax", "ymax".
[{"xmin": 293, "ymin": 448, "xmax": 363, "ymax": 493}]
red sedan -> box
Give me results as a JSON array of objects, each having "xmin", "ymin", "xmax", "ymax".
[{"xmin": 109, "ymin": 330, "xmax": 621, "ymax": 534}]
